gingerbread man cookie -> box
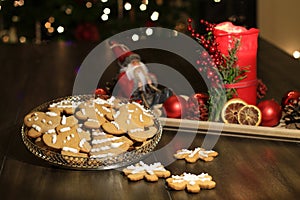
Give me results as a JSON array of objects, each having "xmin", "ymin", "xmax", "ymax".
[
  {"xmin": 24, "ymin": 111, "xmax": 61, "ymax": 138},
  {"xmin": 123, "ymin": 161, "xmax": 171, "ymax": 182},
  {"xmin": 43, "ymin": 125, "xmax": 91, "ymax": 157},
  {"xmin": 166, "ymin": 172, "xmax": 216, "ymax": 193},
  {"xmin": 174, "ymin": 147, "xmax": 218, "ymax": 163},
  {"xmin": 74, "ymin": 100, "xmax": 107, "ymax": 129},
  {"xmin": 102, "ymin": 102, "xmax": 156, "ymax": 142}
]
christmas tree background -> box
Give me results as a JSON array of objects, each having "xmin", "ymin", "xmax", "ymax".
[{"xmin": 0, "ymin": 0, "xmax": 256, "ymax": 44}]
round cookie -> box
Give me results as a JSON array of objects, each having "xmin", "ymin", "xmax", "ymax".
[{"xmin": 128, "ymin": 126, "xmax": 158, "ymax": 142}]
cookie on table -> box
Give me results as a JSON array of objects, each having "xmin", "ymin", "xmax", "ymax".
[
  {"xmin": 123, "ymin": 161, "xmax": 171, "ymax": 182},
  {"xmin": 174, "ymin": 147, "xmax": 218, "ymax": 163},
  {"xmin": 166, "ymin": 172, "xmax": 216, "ymax": 193}
]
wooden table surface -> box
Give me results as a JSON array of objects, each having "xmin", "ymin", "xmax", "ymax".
[{"xmin": 0, "ymin": 38, "xmax": 300, "ymax": 200}]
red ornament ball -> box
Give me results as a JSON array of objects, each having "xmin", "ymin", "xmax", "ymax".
[
  {"xmin": 163, "ymin": 95, "xmax": 188, "ymax": 118},
  {"xmin": 257, "ymin": 99, "xmax": 282, "ymax": 127}
]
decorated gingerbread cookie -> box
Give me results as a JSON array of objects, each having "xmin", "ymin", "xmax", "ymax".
[
  {"xmin": 123, "ymin": 161, "xmax": 171, "ymax": 182},
  {"xmin": 49, "ymin": 99, "xmax": 81, "ymax": 115},
  {"xmin": 43, "ymin": 125, "xmax": 91, "ymax": 156},
  {"xmin": 174, "ymin": 147, "xmax": 218, "ymax": 163},
  {"xmin": 127, "ymin": 102, "xmax": 154, "ymax": 127},
  {"xmin": 166, "ymin": 172, "xmax": 216, "ymax": 193},
  {"xmin": 128, "ymin": 126, "xmax": 157, "ymax": 142},
  {"xmin": 89, "ymin": 132, "xmax": 133, "ymax": 159},
  {"xmin": 24, "ymin": 111, "xmax": 61, "ymax": 138},
  {"xmin": 23, "ymin": 95, "xmax": 160, "ymax": 161}
]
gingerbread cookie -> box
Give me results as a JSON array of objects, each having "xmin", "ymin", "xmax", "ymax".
[
  {"xmin": 123, "ymin": 161, "xmax": 171, "ymax": 182},
  {"xmin": 54, "ymin": 115, "xmax": 77, "ymax": 137},
  {"xmin": 23, "ymin": 95, "xmax": 159, "ymax": 161},
  {"xmin": 127, "ymin": 102, "xmax": 154, "ymax": 127},
  {"xmin": 94, "ymin": 102, "xmax": 114, "ymax": 120},
  {"xmin": 24, "ymin": 111, "xmax": 61, "ymax": 138},
  {"xmin": 49, "ymin": 99, "xmax": 81, "ymax": 115},
  {"xmin": 43, "ymin": 125, "xmax": 91, "ymax": 156},
  {"xmin": 75, "ymin": 102, "xmax": 96, "ymax": 121},
  {"xmin": 174, "ymin": 147, "xmax": 218, "ymax": 163},
  {"xmin": 89, "ymin": 133, "xmax": 133, "ymax": 159},
  {"xmin": 128, "ymin": 126, "xmax": 157, "ymax": 142},
  {"xmin": 102, "ymin": 102, "xmax": 156, "ymax": 142},
  {"xmin": 166, "ymin": 172, "xmax": 216, "ymax": 193}
]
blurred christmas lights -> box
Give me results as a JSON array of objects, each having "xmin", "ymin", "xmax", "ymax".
[
  {"xmin": 132, "ymin": 34, "xmax": 139, "ymax": 41},
  {"xmin": 139, "ymin": 4, "xmax": 147, "ymax": 11},
  {"xmin": 150, "ymin": 11, "xmax": 159, "ymax": 21},
  {"xmin": 124, "ymin": 2, "xmax": 132, "ymax": 11},
  {"xmin": 57, "ymin": 26, "xmax": 64, "ymax": 33},
  {"xmin": 293, "ymin": 50, "xmax": 300, "ymax": 59}
]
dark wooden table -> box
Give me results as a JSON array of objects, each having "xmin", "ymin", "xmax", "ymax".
[{"xmin": 0, "ymin": 38, "xmax": 300, "ymax": 200}]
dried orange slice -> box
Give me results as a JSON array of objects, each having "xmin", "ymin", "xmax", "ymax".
[
  {"xmin": 237, "ymin": 105, "xmax": 262, "ymax": 126},
  {"xmin": 221, "ymin": 98, "xmax": 248, "ymax": 124}
]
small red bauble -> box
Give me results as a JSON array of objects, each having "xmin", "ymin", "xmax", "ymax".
[
  {"xmin": 281, "ymin": 90, "xmax": 300, "ymax": 107},
  {"xmin": 257, "ymin": 99, "xmax": 282, "ymax": 127},
  {"xmin": 163, "ymin": 95, "xmax": 188, "ymax": 118},
  {"xmin": 189, "ymin": 93, "xmax": 209, "ymax": 106},
  {"xmin": 94, "ymin": 88, "xmax": 107, "ymax": 96},
  {"xmin": 186, "ymin": 93, "xmax": 209, "ymax": 121}
]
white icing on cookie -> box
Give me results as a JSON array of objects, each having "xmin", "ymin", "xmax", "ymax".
[
  {"xmin": 171, "ymin": 173, "xmax": 211, "ymax": 185},
  {"xmin": 62, "ymin": 146, "xmax": 79, "ymax": 153},
  {"xmin": 32, "ymin": 124, "xmax": 42, "ymax": 132},
  {"xmin": 61, "ymin": 115, "xmax": 67, "ymax": 125},
  {"xmin": 127, "ymin": 161, "xmax": 166, "ymax": 175},
  {"xmin": 46, "ymin": 112, "xmax": 58, "ymax": 117}
]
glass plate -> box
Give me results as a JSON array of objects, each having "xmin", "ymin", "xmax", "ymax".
[{"xmin": 21, "ymin": 95, "xmax": 162, "ymax": 170}]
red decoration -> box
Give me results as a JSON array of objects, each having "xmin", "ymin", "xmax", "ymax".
[
  {"xmin": 257, "ymin": 79, "xmax": 268, "ymax": 99},
  {"xmin": 74, "ymin": 23, "xmax": 100, "ymax": 42},
  {"xmin": 94, "ymin": 88, "xmax": 109, "ymax": 99},
  {"xmin": 214, "ymin": 22, "xmax": 259, "ymax": 105},
  {"xmin": 281, "ymin": 90, "xmax": 300, "ymax": 107},
  {"xmin": 186, "ymin": 93, "xmax": 209, "ymax": 121},
  {"xmin": 163, "ymin": 95, "xmax": 188, "ymax": 118},
  {"xmin": 257, "ymin": 99, "xmax": 282, "ymax": 127}
]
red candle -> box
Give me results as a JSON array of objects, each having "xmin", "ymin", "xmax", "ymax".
[{"xmin": 214, "ymin": 22, "xmax": 259, "ymax": 105}]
